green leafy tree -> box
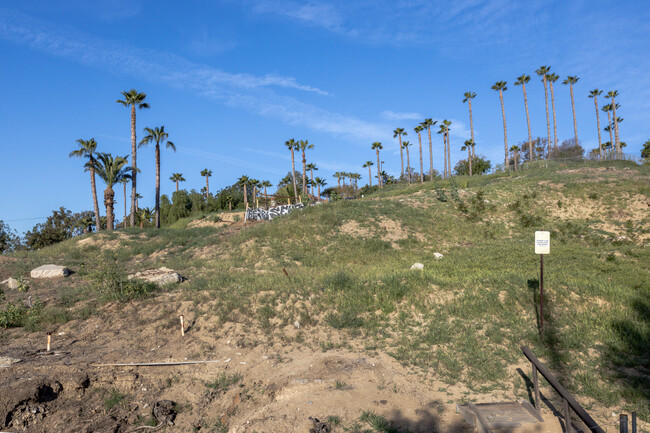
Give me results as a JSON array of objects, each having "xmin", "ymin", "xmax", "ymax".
[
  {"xmin": 492, "ymin": 81, "xmax": 509, "ymax": 168},
  {"xmin": 116, "ymin": 89, "xmax": 149, "ymax": 226},
  {"xmin": 641, "ymin": 140, "xmax": 650, "ymax": 161},
  {"xmin": 69, "ymin": 138, "xmax": 102, "ymax": 231},
  {"xmin": 535, "ymin": 66, "xmax": 552, "ymax": 157},
  {"xmin": 514, "ymin": 75, "xmax": 533, "ymax": 159},
  {"xmin": 140, "ymin": 126, "xmax": 175, "ymax": 228},
  {"xmin": 0, "ymin": 220, "xmax": 20, "ymax": 253},
  {"xmin": 170, "ymin": 173, "xmax": 186, "ymax": 192},
  {"xmin": 454, "ymin": 156, "xmax": 491, "ymax": 176},
  {"xmin": 393, "ymin": 128, "xmax": 407, "ymax": 178},
  {"xmin": 89, "ymin": 154, "xmax": 134, "ymax": 230}
]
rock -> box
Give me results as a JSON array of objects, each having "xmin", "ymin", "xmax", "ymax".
[
  {"xmin": 127, "ymin": 267, "xmax": 184, "ymax": 285},
  {"xmin": 1, "ymin": 277, "xmax": 20, "ymax": 289},
  {"xmin": 410, "ymin": 263, "xmax": 424, "ymax": 270},
  {"xmin": 294, "ymin": 320, "xmax": 301, "ymax": 329},
  {"xmin": 153, "ymin": 400, "xmax": 177, "ymax": 426},
  {"xmin": 0, "ymin": 356, "xmax": 22, "ymax": 366},
  {"xmin": 30, "ymin": 265, "xmax": 69, "ymax": 278},
  {"xmin": 433, "ymin": 252, "xmax": 444, "ymax": 259},
  {"xmin": 309, "ymin": 417, "xmax": 331, "ymax": 433}
]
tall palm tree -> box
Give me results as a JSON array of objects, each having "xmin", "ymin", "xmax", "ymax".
[
  {"xmin": 437, "ymin": 124, "xmax": 447, "ymax": 178},
  {"xmin": 139, "ymin": 126, "xmax": 175, "ymax": 229},
  {"xmin": 414, "ymin": 125, "xmax": 424, "ymax": 183},
  {"xmin": 588, "ymin": 89, "xmax": 604, "ymax": 158},
  {"xmin": 333, "ymin": 172, "xmax": 342, "ymax": 189},
  {"xmin": 225, "ymin": 194, "xmax": 233, "ymax": 211},
  {"xmin": 70, "ymin": 138, "xmax": 101, "ymax": 231},
  {"xmin": 509, "ymin": 145, "xmax": 521, "ymax": 171},
  {"xmin": 422, "ymin": 118, "xmax": 437, "ymax": 180},
  {"xmin": 535, "ymin": 66, "xmax": 552, "ymax": 158},
  {"xmin": 200, "ymin": 169, "xmax": 212, "ymax": 198},
  {"xmin": 314, "ymin": 177, "xmax": 327, "ymax": 198},
  {"xmin": 119, "ymin": 178, "xmax": 129, "ymax": 228},
  {"xmin": 492, "ymin": 81, "xmax": 509, "ymax": 168},
  {"xmin": 89, "ymin": 153, "xmax": 134, "ymax": 231},
  {"xmin": 261, "ymin": 180, "xmax": 272, "ymax": 206},
  {"xmin": 443, "ymin": 120, "xmax": 452, "ymax": 177},
  {"xmin": 371, "ymin": 142, "xmax": 383, "ymax": 188},
  {"xmin": 297, "ymin": 140, "xmax": 314, "ymax": 194},
  {"xmin": 306, "ymin": 163, "xmax": 318, "ymax": 196},
  {"xmin": 514, "ymin": 74, "xmax": 533, "ymax": 159},
  {"xmin": 116, "ymin": 89, "xmax": 149, "ymax": 227},
  {"xmin": 170, "ymin": 173, "xmax": 185, "ymax": 192},
  {"xmin": 249, "ymin": 179, "xmax": 261, "ymax": 207},
  {"xmin": 362, "ymin": 161, "xmax": 374, "ymax": 187},
  {"xmin": 546, "ymin": 73, "xmax": 560, "ymax": 149},
  {"xmin": 462, "ymin": 92, "xmax": 476, "ymax": 158},
  {"xmin": 605, "ymin": 91, "xmax": 621, "ymax": 155},
  {"xmin": 393, "ymin": 128, "xmax": 407, "ymax": 178},
  {"xmin": 602, "ymin": 104, "xmax": 614, "ymax": 151},
  {"xmin": 284, "ymin": 139, "xmax": 299, "ymax": 198},
  {"xmin": 237, "ymin": 175, "xmax": 250, "ymax": 209},
  {"xmin": 461, "ymin": 140, "xmax": 473, "ymax": 176},
  {"xmin": 562, "ymin": 76, "xmax": 580, "ymax": 148},
  {"xmin": 402, "ymin": 141, "xmax": 413, "ymax": 183}
]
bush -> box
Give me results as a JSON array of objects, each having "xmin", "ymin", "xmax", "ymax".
[
  {"xmin": 88, "ymin": 258, "xmax": 157, "ymax": 302},
  {"xmin": 454, "ymin": 155, "xmax": 492, "ymax": 176}
]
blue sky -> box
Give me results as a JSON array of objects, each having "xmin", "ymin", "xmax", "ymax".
[{"xmin": 1, "ymin": 0, "xmax": 649, "ymax": 235}]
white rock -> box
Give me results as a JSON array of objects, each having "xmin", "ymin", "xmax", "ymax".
[
  {"xmin": 30, "ymin": 264, "xmax": 70, "ymax": 278},
  {"xmin": 294, "ymin": 320, "xmax": 301, "ymax": 329},
  {"xmin": 0, "ymin": 356, "xmax": 22, "ymax": 366},
  {"xmin": 410, "ymin": 263, "xmax": 424, "ymax": 270},
  {"xmin": 433, "ymin": 253, "xmax": 444, "ymax": 259},
  {"xmin": 127, "ymin": 267, "xmax": 184, "ymax": 286},
  {"xmin": 1, "ymin": 277, "xmax": 20, "ymax": 289}
]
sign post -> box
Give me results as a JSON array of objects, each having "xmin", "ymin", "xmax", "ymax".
[{"xmin": 535, "ymin": 231, "xmax": 550, "ymax": 335}]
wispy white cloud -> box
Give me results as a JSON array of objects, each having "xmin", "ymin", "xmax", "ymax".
[
  {"xmin": 187, "ymin": 28, "xmax": 238, "ymax": 56},
  {"xmin": 381, "ymin": 111, "xmax": 423, "ymax": 121}
]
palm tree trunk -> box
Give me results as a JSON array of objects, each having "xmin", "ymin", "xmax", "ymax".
[
  {"xmin": 543, "ymin": 77, "xmax": 551, "ymax": 158},
  {"xmin": 398, "ymin": 135, "xmax": 404, "ymax": 179},
  {"xmin": 406, "ymin": 146, "xmax": 411, "ymax": 184},
  {"xmin": 205, "ymin": 176, "xmax": 210, "ymax": 198},
  {"xmin": 612, "ymin": 98, "xmax": 621, "ymax": 155},
  {"xmin": 368, "ymin": 168, "xmax": 372, "ymax": 187},
  {"xmin": 318, "ymin": 185, "xmax": 321, "ymax": 198},
  {"xmin": 264, "ymin": 187, "xmax": 268, "ymax": 208},
  {"xmin": 310, "ymin": 169, "xmax": 314, "ymax": 196},
  {"xmin": 90, "ymin": 166, "xmax": 101, "ymax": 231},
  {"xmin": 290, "ymin": 148, "xmax": 298, "ymax": 198},
  {"xmin": 123, "ymin": 181, "xmax": 127, "ymax": 229},
  {"xmin": 468, "ymin": 147, "xmax": 472, "ymax": 176},
  {"xmin": 427, "ymin": 127, "xmax": 434, "ymax": 180},
  {"xmin": 606, "ymin": 111, "xmax": 613, "ymax": 152},
  {"xmin": 243, "ymin": 184, "xmax": 248, "ymax": 209},
  {"xmin": 514, "ymin": 150, "xmax": 518, "ymax": 171},
  {"xmin": 468, "ymin": 99, "xmax": 475, "ymax": 158},
  {"xmin": 550, "ymin": 81, "xmax": 558, "ymax": 149},
  {"xmin": 104, "ymin": 187, "xmax": 115, "ymax": 231},
  {"xmin": 155, "ymin": 144, "xmax": 161, "ymax": 229},
  {"xmin": 499, "ymin": 90, "xmax": 508, "ymax": 168},
  {"xmin": 376, "ymin": 150, "xmax": 382, "ymax": 188},
  {"xmin": 593, "ymin": 96, "xmax": 603, "ymax": 158},
  {"xmin": 570, "ymin": 83, "xmax": 578, "ymax": 148},
  {"xmin": 130, "ymin": 104, "xmax": 137, "ymax": 227},
  {"xmin": 301, "ymin": 151, "xmax": 307, "ymax": 194},
  {"xmin": 522, "ymin": 83, "xmax": 533, "ymax": 160},
  {"xmin": 337, "ymin": 177, "xmax": 341, "ymax": 189},
  {"xmin": 446, "ymin": 132, "xmax": 451, "ymax": 177},
  {"xmin": 443, "ymin": 135, "xmax": 448, "ymax": 178},
  {"xmin": 417, "ymin": 132, "xmax": 424, "ymax": 183}
]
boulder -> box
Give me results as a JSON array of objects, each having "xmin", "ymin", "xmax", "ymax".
[
  {"xmin": 128, "ymin": 267, "xmax": 184, "ymax": 286},
  {"xmin": 410, "ymin": 263, "xmax": 424, "ymax": 270},
  {"xmin": 30, "ymin": 265, "xmax": 69, "ymax": 279},
  {"xmin": 433, "ymin": 253, "xmax": 444, "ymax": 259},
  {"xmin": 1, "ymin": 277, "xmax": 20, "ymax": 289}
]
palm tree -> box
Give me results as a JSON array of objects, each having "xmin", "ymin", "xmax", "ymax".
[
  {"xmin": 588, "ymin": 89, "xmax": 604, "ymax": 158},
  {"xmin": 139, "ymin": 126, "xmax": 175, "ymax": 229},
  {"xmin": 90, "ymin": 153, "xmax": 134, "ymax": 231},
  {"xmin": 535, "ymin": 66, "xmax": 552, "ymax": 158},
  {"xmin": 562, "ymin": 76, "xmax": 580, "ymax": 149},
  {"xmin": 437, "ymin": 121, "xmax": 452, "ymax": 178},
  {"xmin": 514, "ymin": 74, "xmax": 533, "ymax": 159},
  {"xmin": 314, "ymin": 177, "xmax": 327, "ymax": 198},
  {"xmin": 492, "ymin": 81, "xmax": 509, "ymax": 168},
  {"xmin": 413, "ymin": 125, "xmax": 424, "ymax": 183},
  {"xmin": 393, "ymin": 128, "xmax": 407, "ymax": 178},
  {"xmin": 284, "ymin": 138, "xmax": 299, "ymax": 198},
  {"xmin": 509, "ymin": 145, "xmax": 521, "ymax": 171},
  {"xmin": 170, "ymin": 173, "xmax": 185, "ymax": 192},
  {"xmin": 116, "ymin": 89, "xmax": 149, "ymax": 227},
  {"xmin": 371, "ymin": 142, "xmax": 383, "ymax": 188},
  {"xmin": 200, "ymin": 169, "xmax": 213, "ymax": 198},
  {"xmin": 138, "ymin": 207, "xmax": 154, "ymax": 228},
  {"xmin": 225, "ymin": 194, "xmax": 233, "ymax": 211},
  {"xmin": 422, "ymin": 118, "xmax": 437, "ymax": 180},
  {"xmin": 546, "ymin": 73, "xmax": 560, "ymax": 149},
  {"xmin": 333, "ymin": 172, "xmax": 342, "ymax": 189},
  {"xmin": 402, "ymin": 141, "xmax": 413, "ymax": 183},
  {"xmin": 237, "ymin": 175, "xmax": 250, "ymax": 209},
  {"xmin": 362, "ymin": 161, "xmax": 374, "ymax": 186},
  {"xmin": 461, "ymin": 140, "xmax": 473, "ymax": 176},
  {"xmin": 306, "ymin": 163, "xmax": 318, "ymax": 196},
  {"xmin": 437, "ymin": 124, "xmax": 446, "ymax": 178},
  {"xmin": 261, "ymin": 180, "xmax": 272, "ymax": 206},
  {"xmin": 605, "ymin": 91, "xmax": 621, "ymax": 155},
  {"xmin": 249, "ymin": 179, "xmax": 261, "ymax": 207},
  {"xmin": 462, "ymin": 92, "xmax": 476, "ymax": 158},
  {"xmin": 119, "ymin": 178, "xmax": 129, "ymax": 228},
  {"xmin": 297, "ymin": 139, "xmax": 314, "ymax": 194},
  {"xmin": 350, "ymin": 173, "xmax": 361, "ymax": 189},
  {"xmin": 69, "ymin": 138, "xmax": 101, "ymax": 231}
]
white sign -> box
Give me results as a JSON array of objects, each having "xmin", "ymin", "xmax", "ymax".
[{"xmin": 535, "ymin": 231, "xmax": 550, "ymax": 254}]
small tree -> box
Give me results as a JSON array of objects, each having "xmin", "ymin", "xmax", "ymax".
[
  {"xmin": 641, "ymin": 139, "xmax": 650, "ymax": 162},
  {"xmin": 0, "ymin": 220, "xmax": 20, "ymax": 254},
  {"xmin": 454, "ymin": 156, "xmax": 492, "ymax": 176}
]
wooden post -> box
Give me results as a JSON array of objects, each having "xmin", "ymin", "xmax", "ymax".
[
  {"xmin": 179, "ymin": 315, "xmax": 185, "ymax": 337},
  {"xmin": 564, "ymin": 398, "xmax": 572, "ymax": 433},
  {"xmin": 47, "ymin": 332, "xmax": 51, "ymax": 352},
  {"xmin": 532, "ymin": 363, "xmax": 540, "ymax": 413}
]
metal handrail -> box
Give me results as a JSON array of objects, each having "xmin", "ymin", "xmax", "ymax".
[{"xmin": 521, "ymin": 346, "xmax": 605, "ymax": 433}]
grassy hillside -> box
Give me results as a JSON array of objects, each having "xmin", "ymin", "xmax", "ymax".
[{"xmin": 2, "ymin": 160, "xmax": 649, "ymax": 424}]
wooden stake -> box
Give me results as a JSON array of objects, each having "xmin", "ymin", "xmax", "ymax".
[
  {"xmin": 179, "ymin": 315, "xmax": 185, "ymax": 337},
  {"xmin": 287, "ymin": 198, "xmax": 290, "ymax": 205},
  {"xmin": 47, "ymin": 333, "xmax": 51, "ymax": 352}
]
